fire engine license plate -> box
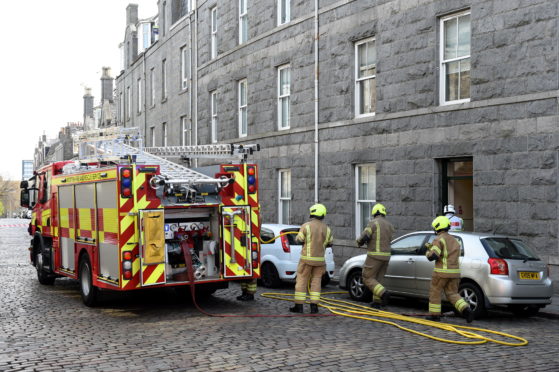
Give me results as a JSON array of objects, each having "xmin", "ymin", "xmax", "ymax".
[{"xmin": 518, "ymin": 272, "xmax": 539, "ymax": 280}]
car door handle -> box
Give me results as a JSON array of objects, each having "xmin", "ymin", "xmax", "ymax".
[{"xmin": 406, "ymin": 258, "xmax": 415, "ymax": 264}]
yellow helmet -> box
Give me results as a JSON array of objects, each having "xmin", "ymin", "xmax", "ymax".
[
  {"xmin": 372, "ymin": 203, "xmax": 386, "ymax": 216},
  {"xmin": 309, "ymin": 203, "xmax": 327, "ymax": 218},
  {"xmin": 432, "ymin": 216, "xmax": 451, "ymax": 232}
]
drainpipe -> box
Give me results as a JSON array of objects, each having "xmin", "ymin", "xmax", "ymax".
[
  {"xmin": 143, "ymin": 52, "xmax": 147, "ymax": 149},
  {"xmin": 193, "ymin": 4, "xmax": 199, "ymax": 168},
  {"xmin": 314, "ymin": 0, "xmax": 319, "ymax": 202}
]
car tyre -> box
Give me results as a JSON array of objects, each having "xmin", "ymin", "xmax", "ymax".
[
  {"xmin": 79, "ymin": 255, "xmax": 98, "ymax": 307},
  {"xmin": 321, "ymin": 272, "xmax": 330, "ymax": 287},
  {"xmin": 347, "ymin": 269, "xmax": 372, "ymax": 302},
  {"xmin": 509, "ymin": 304, "xmax": 540, "ymax": 317},
  {"xmin": 459, "ymin": 282, "xmax": 485, "ymax": 319},
  {"xmin": 261, "ymin": 262, "xmax": 281, "ymax": 288}
]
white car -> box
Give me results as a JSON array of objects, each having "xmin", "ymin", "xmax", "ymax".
[{"xmin": 259, "ymin": 223, "xmax": 335, "ymax": 288}]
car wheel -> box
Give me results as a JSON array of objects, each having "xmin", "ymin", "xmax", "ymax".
[
  {"xmin": 321, "ymin": 273, "xmax": 330, "ymax": 287},
  {"xmin": 347, "ymin": 269, "xmax": 372, "ymax": 302},
  {"xmin": 79, "ymin": 255, "xmax": 98, "ymax": 307},
  {"xmin": 35, "ymin": 250, "xmax": 55, "ymax": 285},
  {"xmin": 509, "ymin": 304, "xmax": 541, "ymax": 317},
  {"xmin": 459, "ymin": 282, "xmax": 485, "ymax": 319},
  {"xmin": 260, "ymin": 262, "xmax": 281, "ymax": 288}
]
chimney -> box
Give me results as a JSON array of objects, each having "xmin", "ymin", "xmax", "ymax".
[
  {"xmin": 126, "ymin": 3, "xmax": 139, "ymax": 26},
  {"xmin": 101, "ymin": 67, "xmax": 114, "ymax": 102},
  {"xmin": 83, "ymin": 87, "xmax": 94, "ymax": 127}
]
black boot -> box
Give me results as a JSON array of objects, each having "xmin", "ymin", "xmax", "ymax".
[
  {"xmin": 310, "ymin": 304, "xmax": 319, "ymax": 314},
  {"xmin": 237, "ymin": 293, "xmax": 254, "ymax": 301},
  {"xmin": 289, "ymin": 304, "xmax": 304, "ymax": 313},
  {"xmin": 426, "ymin": 314, "xmax": 441, "ymax": 322},
  {"xmin": 381, "ymin": 291, "xmax": 390, "ymax": 307},
  {"xmin": 462, "ymin": 307, "xmax": 474, "ymax": 323},
  {"xmin": 371, "ymin": 302, "xmax": 382, "ymax": 309}
]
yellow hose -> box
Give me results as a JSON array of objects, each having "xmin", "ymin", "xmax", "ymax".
[
  {"xmin": 260, "ymin": 290, "xmax": 528, "ymax": 346},
  {"xmin": 260, "ymin": 231, "xmax": 298, "ymax": 244}
]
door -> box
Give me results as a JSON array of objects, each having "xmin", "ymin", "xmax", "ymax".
[
  {"xmin": 221, "ymin": 206, "xmax": 252, "ymax": 278},
  {"xmin": 385, "ymin": 233, "xmax": 429, "ymax": 295},
  {"xmin": 139, "ymin": 209, "xmax": 167, "ymax": 286},
  {"xmin": 442, "ymin": 158, "xmax": 473, "ymax": 231}
]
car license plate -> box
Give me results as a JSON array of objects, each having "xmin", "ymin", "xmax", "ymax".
[{"xmin": 519, "ymin": 272, "xmax": 539, "ymax": 280}]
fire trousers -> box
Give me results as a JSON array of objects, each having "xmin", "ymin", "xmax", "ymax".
[
  {"xmin": 428, "ymin": 276, "xmax": 469, "ymax": 315},
  {"xmin": 293, "ymin": 262, "xmax": 326, "ymax": 304},
  {"xmin": 240, "ymin": 279, "xmax": 257, "ymax": 294},
  {"xmin": 362, "ymin": 257, "xmax": 388, "ymax": 303}
]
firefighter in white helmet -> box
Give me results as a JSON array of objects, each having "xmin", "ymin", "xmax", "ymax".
[
  {"xmin": 356, "ymin": 203, "xmax": 395, "ymax": 309},
  {"xmin": 425, "ymin": 216, "xmax": 473, "ymax": 322},
  {"xmin": 444, "ymin": 204, "xmax": 463, "ymax": 231},
  {"xmin": 290, "ymin": 203, "xmax": 333, "ymax": 314}
]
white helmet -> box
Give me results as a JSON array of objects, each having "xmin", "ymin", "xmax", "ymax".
[{"xmin": 444, "ymin": 204, "xmax": 455, "ymax": 214}]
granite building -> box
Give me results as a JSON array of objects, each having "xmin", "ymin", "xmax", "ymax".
[{"xmin": 115, "ymin": 0, "xmax": 559, "ymax": 286}]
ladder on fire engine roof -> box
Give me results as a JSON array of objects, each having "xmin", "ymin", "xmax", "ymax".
[{"xmin": 74, "ymin": 126, "xmax": 259, "ymax": 181}]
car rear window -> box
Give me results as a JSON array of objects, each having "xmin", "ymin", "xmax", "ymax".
[
  {"xmin": 261, "ymin": 227, "xmax": 275, "ymax": 244},
  {"xmin": 481, "ymin": 237, "xmax": 540, "ymax": 261},
  {"xmin": 281, "ymin": 228, "xmax": 301, "ymax": 245}
]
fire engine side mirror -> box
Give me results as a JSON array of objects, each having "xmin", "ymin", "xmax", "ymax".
[
  {"xmin": 20, "ymin": 189, "xmax": 30, "ymax": 208},
  {"xmin": 20, "ymin": 180, "xmax": 28, "ymax": 189}
]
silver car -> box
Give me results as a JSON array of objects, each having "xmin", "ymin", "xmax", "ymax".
[{"xmin": 338, "ymin": 231, "xmax": 554, "ymax": 318}]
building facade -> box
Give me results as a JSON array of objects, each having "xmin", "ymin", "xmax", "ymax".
[{"xmin": 115, "ymin": 0, "xmax": 559, "ymax": 286}]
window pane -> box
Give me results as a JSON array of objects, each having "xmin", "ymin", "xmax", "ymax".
[
  {"xmin": 358, "ymin": 165, "xmax": 376, "ymax": 200},
  {"xmin": 280, "ymin": 171, "xmax": 290, "ymax": 198},
  {"xmin": 281, "ymin": 97, "xmax": 289, "ymax": 127},
  {"xmin": 359, "ymin": 203, "xmax": 371, "ymax": 232},
  {"xmin": 459, "ymin": 58, "xmax": 470, "ymax": 99},
  {"xmin": 241, "ymin": 16, "xmax": 248, "ymax": 42},
  {"xmin": 358, "ymin": 41, "xmax": 376, "ymax": 78},
  {"xmin": 457, "ymin": 14, "xmax": 470, "ymax": 57},
  {"xmin": 241, "ymin": 108, "xmax": 247, "ymax": 134},
  {"xmin": 240, "ymin": 82, "xmax": 247, "ymax": 105},
  {"xmin": 280, "ymin": 68, "xmax": 290, "ymax": 95},
  {"xmin": 359, "ymin": 77, "xmax": 376, "ymax": 114},
  {"xmin": 281, "ymin": 201, "xmax": 290, "ymax": 224},
  {"xmin": 445, "ymin": 61, "xmax": 459, "ymax": 101},
  {"xmin": 444, "ymin": 17, "xmax": 457, "ymax": 60}
]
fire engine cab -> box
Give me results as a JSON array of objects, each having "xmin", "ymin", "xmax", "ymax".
[{"xmin": 20, "ymin": 127, "xmax": 261, "ymax": 306}]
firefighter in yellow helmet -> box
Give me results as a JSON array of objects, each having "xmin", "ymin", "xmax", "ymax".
[
  {"xmin": 290, "ymin": 203, "xmax": 333, "ymax": 314},
  {"xmin": 425, "ymin": 216, "xmax": 474, "ymax": 322},
  {"xmin": 356, "ymin": 203, "xmax": 395, "ymax": 309},
  {"xmin": 237, "ymin": 279, "xmax": 257, "ymax": 301}
]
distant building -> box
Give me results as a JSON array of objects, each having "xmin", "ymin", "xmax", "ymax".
[{"xmin": 21, "ymin": 160, "xmax": 33, "ymax": 180}]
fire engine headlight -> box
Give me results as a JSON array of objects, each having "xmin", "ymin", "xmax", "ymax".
[{"xmin": 123, "ymin": 261, "xmax": 132, "ymax": 270}]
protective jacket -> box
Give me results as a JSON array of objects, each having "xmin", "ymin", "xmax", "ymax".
[
  {"xmin": 296, "ymin": 218, "xmax": 333, "ymax": 266},
  {"xmin": 445, "ymin": 213, "xmax": 463, "ymax": 231},
  {"xmin": 356, "ymin": 216, "xmax": 395, "ymax": 262},
  {"xmin": 426, "ymin": 231, "xmax": 461, "ymax": 278}
]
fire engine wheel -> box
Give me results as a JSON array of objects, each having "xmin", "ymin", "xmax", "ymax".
[
  {"xmin": 79, "ymin": 255, "xmax": 98, "ymax": 307},
  {"xmin": 260, "ymin": 262, "xmax": 281, "ymax": 288},
  {"xmin": 35, "ymin": 250, "xmax": 55, "ymax": 285}
]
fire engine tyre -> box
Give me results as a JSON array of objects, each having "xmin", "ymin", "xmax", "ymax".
[
  {"xmin": 458, "ymin": 282, "xmax": 486, "ymax": 319},
  {"xmin": 260, "ymin": 262, "xmax": 281, "ymax": 288},
  {"xmin": 347, "ymin": 269, "xmax": 372, "ymax": 302},
  {"xmin": 35, "ymin": 250, "xmax": 55, "ymax": 285},
  {"xmin": 79, "ymin": 255, "xmax": 98, "ymax": 307}
]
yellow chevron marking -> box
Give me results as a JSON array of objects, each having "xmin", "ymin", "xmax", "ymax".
[{"xmin": 143, "ymin": 263, "xmax": 165, "ymax": 285}]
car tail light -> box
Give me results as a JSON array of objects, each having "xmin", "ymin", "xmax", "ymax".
[
  {"xmin": 122, "ymin": 250, "xmax": 134, "ymax": 280},
  {"xmin": 252, "ymin": 242, "xmax": 259, "ymax": 269},
  {"xmin": 280, "ymin": 234, "xmax": 290, "ymax": 253},
  {"xmin": 488, "ymin": 258, "xmax": 509, "ymax": 275}
]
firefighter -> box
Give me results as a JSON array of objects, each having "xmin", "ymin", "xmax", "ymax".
[
  {"xmin": 290, "ymin": 203, "xmax": 333, "ymax": 314},
  {"xmin": 356, "ymin": 203, "xmax": 395, "ymax": 309},
  {"xmin": 444, "ymin": 204, "xmax": 463, "ymax": 231},
  {"xmin": 237, "ymin": 279, "xmax": 257, "ymax": 301},
  {"xmin": 425, "ymin": 216, "xmax": 474, "ymax": 322}
]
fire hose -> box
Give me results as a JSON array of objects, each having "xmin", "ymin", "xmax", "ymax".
[{"xmin": 180, "ymin": 234, "xmax": 528, "ymax": 346}]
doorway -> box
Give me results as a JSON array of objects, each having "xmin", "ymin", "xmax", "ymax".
[{"xmin": 441, "ymin": 158, "xmax": 473, "ymax": 231}]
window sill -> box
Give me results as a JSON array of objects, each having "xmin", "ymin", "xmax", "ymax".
[
  {"xmin": 440, "ymin": 98, "xmax": 471, "ymax": 106},
  {"xmin": 355, "ymin": 112, "xmax": 376, "ymax": 119}
]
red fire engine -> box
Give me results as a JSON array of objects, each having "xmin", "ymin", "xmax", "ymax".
[{"xmin": 20, "ymin": 127, "xmax": 260, "ymax": 306}]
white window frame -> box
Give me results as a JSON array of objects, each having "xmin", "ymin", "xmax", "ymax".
[
  {"xmin": 126, "ymin": 86, "xmax": 131, "ymax": 120},
  {"xmin": 150, "ymin": 126, "xmax": 155, "ymax": 146},
  {"xmin": 211, "ymin": 91, "xmax": 218, "ymax": 143},
  {"xmin": 211, "ymin": 6, "xmax": 217, "ymax": 59},
  {"xmin": 439, "ymin": 10, "xmax": 471, "ymax": 105},
  {"xmin": 162, "ymin": 122, "xmax": 167, "ymax": 146},
  {"xmin": 238, "ymin": 79, "xmax": 248, "ymax": 138},
  {"xmin": 355, "ymin": 164, "xmax": 376, "ymax": 237},
  {"xmin": 277, "ymin": 0, "xmax": 290, "ymax": 26},
  {"xmin": 162, "ymin": 59, "xmax": 167, "ymax": 100},
  {"xmin": 137, "ymin": 78, "xmax": 142, "ymax": 114},
  {"xmin": 180, "ymin": 46, "xmax": 189, "ymax": 90},
  {"xmin": 354, "ymin": 38, "xmax": 376, "ymax": 117},
  {"xmin": 277, "ymin": 64, "xmax": 290, "ymax": 130},
  {"xmin": 278, "ymin": 169, "xmax": 291, "ymax": 224},
  {"xmin": 181, "ymin": 116, "xmax": 191, "ymax": 146},
  {"xmin": 150, "ymin": 68, "xmax": 155, "ymax": 107},
  {"xmin": 119, "ymin": 92, "xmax": 124, "ymax": 123},
  {"xmin": 239, "ymin": 0, "xmax": 248, "ymax": 44}
]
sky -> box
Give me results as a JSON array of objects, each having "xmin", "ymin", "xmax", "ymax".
[{"xmin": 0, "ymin": 0, "xmax": 158, "ymax": 180}]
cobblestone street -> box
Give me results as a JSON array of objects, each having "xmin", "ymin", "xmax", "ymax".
[{"xmin": 1, "ymin": 219, "xmax": 558, "ymax": 371}]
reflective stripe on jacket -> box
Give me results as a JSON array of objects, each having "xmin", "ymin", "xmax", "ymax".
[
  {"xmin": 296, "ymin": 218, "xmax": 333, "ymax": 266},
  {"xmin": 427, "ymin": 231, "xmax": 461, "ymax": 278},
  {"xmin": 357, "ymin": 216, "xmax": 395, "ymax": 262}
]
